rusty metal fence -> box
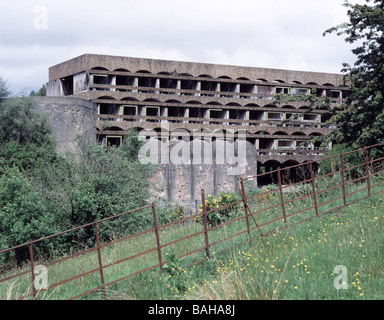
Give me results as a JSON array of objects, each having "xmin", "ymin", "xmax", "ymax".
[
  {"xmin": 239, "ymin": 143, "xmax": 384, "ymax": 236},
  {"xmin": 1, "ymin": 143, "xmax": 384, "ymax": 299}
]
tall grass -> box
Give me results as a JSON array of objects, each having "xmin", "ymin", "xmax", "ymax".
[
  {"xmin": 1, "ymin": 169, "xmax": 383, "ymax": 300},
  {"xmin": 187, "ymin": 192, "xmax": 384, "ymax": 300}
]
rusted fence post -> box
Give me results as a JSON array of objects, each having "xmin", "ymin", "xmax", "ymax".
[
  {"xmin": 340, "ymin": 153, "xmax": 347, "ymax": 206},
  {"xmin": 29, "ymin": 239, "xmax": 37, "ymax": 300},
  {"xmin": 364, "ymin": 147, "xmax": 371, "ymax": 197},
  {"xmin": 94, "ymin": 220, "xmax": 106, "ymax": 299},
  {"xmin": 240, "ymin": 179, "xmax": 252, "ymax": 241},
  {"xmin": 152, "ymin": 203, "xmax": 163, "ymax": 271},
  {"xmin": 201, "ymin": 189, "xmax": 210, "ymax": 258},
  {"xmin": 309, "ymin": 162, "xmax": 319, "ymax": 216},
  {"xmin": 277, "ymin": 168, "xmax": 287, "ymax": 225}
]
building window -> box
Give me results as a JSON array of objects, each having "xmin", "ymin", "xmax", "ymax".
[
  {"xmin": 275, "ymin": 87, "xmax": 290, "ymax": 95},
  {"xmin": 145, "ymin": 106, "xmax": 160, "ymax": 122},
  {"xmin": 277, "ymin": 140, "xmax": 294, "ymax": 148},
  {"xmin": 303, "ymin": 114, "xmax": 318, "ymax": 122},
  {"xmin": 267, "ymin": 112, "xmax": 282, "ymax": 121},
  {"xmin": 105, "ymin": 136, "xmax": 122, "ymax": 147},
  {"xmin": 292, "ymin": 88, "xmax": 309, "ymax": 95}
]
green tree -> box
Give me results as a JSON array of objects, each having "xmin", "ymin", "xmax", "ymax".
[
  {"xmin": 29, "ymin": 133, "xmax": 156, "ymax": 246},
  {"xmin": 29, "ymin": 84, "xmax": 47, "ymax": 97},
  {"xmin": 72, "ymin": 137, "xmax": 155, "ymax": 236},
  {"xmin": 0, "ymin": 77, "xmax": 11, "ymax": 102},
  {"xmin": 273, "ymin": 89, "xmax": 336, "ymax": 148},
  {"xmin": 0, "ymin": 96, "xmax": 57, "ymax": 174},
  {"xmin": 0, "ymin": 78, "xmax": 61, "ymax": 264},
  {"xmin": 0, "ymin": 78, "xmax": 157, "ymax": 265},
  {"xmin": 0, "ymin": 167, "xmax": 58, "ymax": 266},
  {"xmin": 323, "ymin": 0, "xmax": 384, "ymax": 149}
]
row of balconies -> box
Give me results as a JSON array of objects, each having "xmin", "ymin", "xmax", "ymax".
[
  {"xmin": 97, "ymin": 104, "xmax": 330, "ymax": 127},
  {"xmin": 88, "ymin": 75, "xmax": 346, "ymax": 103},
  {"xmin": 98, "ymin": 132, "xmax": 328, "ymax": 153},
  {"xmin": 98, "ymin": 114, "xmax": 328, "ymax": 129},
  {"xmin": 61, "ymin": 70, "xmax": 347, "ymax": 103}
]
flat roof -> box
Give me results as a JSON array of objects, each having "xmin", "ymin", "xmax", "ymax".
[{"xmin": 49, "ymin": 53, "xmax": 345, "ymax": 87}]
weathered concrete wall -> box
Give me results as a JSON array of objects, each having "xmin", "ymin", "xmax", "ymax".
[
  {"xmin": 34, "ymin": 96, "xmax": 256, "ymax": 201},
  {"xmin": 34, "ymin": 96, "xmax": 97, "ymax": 154},
  {"xmin": 46, "ymin": 79, "xmax": 62, "ymax": 96},
  {"xmin": 148, "ymin": 140, "xmax": 258, "ymax": 202}
]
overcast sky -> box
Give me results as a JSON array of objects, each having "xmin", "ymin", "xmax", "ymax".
[{"xmin": 0, "ymin": 0, "xmax": 359, "ymax": 95}]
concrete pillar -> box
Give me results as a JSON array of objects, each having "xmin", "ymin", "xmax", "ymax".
[
  {"xmin": 184, "ymin": 108, "xmax": 189, "ymax": 124},
  {"xmin": 235, "ymin": 83, "xmax": 240, "ymax": 99},
  {"xmin": 196, "ymin": 81, "xmax": 201, "ymax": 97},
  {"xmin": 133, "ymin": 77, "xmax": 138, "ymax": 93},
  {"xmin": 162, "ymin": 106, "xmax": 168, "ymax": 123},
  {"xmin": 177, "ymin": 80, "xmax": 181, "ymax": 95},
  {"xmin": 216, "ymin": 82, "xmax": 220, "ymax": 97},
  {"xmin": 46, "ymin": 79, "xmax": 64, "ymax": 97},
  {"xmin": 110, "ymin": 75, "xmax": 116, "ymax": 92},
  {"xmin": 139, "ymin": 106, "xmax": 145, "ymax": 122},
  {"xmin": 245, "ymin": 110, "xmax": 250, "ymax": 127},
  {"xmin": 155, "ymin": 78, "xmax": 160, "ymax": 94}
]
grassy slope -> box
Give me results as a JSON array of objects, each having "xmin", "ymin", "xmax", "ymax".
[
  {"xmin": 115, "ymin": 191, "xmax": 384, "ymax": 300},
  {"xmin": 2, "ymin": 187, "xmax": 384, "ymax": 300},
  {"xmin": 182, "ymin": 192, "xmax": 384, "ymax": 300}
]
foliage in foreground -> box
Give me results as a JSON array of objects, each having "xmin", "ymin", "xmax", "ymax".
[{"xmin": 198, "ymin": 192, "xmax": 242, "ymax": 226}]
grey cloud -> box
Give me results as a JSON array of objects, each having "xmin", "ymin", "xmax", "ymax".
[{"xmin": 0, "ymin": 0, "xmax": 354, "ymax": 94}]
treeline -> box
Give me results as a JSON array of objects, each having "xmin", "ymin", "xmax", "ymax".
[{"xmin": 0, "ymin": 78, "xmax": 159, "ymax": 266}]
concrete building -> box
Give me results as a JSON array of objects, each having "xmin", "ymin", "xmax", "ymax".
[
  {"xmin": 35, "ymin": 96, "xmax": 97, "ymax": 155},
  {"xmin": 46, "ymin": 53, "xmax": 348, "ymax": 201}
]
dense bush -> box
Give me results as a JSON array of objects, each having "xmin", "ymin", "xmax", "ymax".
[
  {"xmin": 0, "ymin": 167, "xmax": 59, "ymax": 265},
  {"xmin": 0, "ymin": 79, "xmax": 157, "ymax": 266},
  {"xmin": 319, "ymin": 143, "xmax": 367, "ymax": 180},
  {"xmin": 198, "ymin": 192, "xmax": 242, "ymax": 226},
  {"xmin": 0, "ymin": 94, "xmax": 57, "ymax": 175},
  {"xmin": 0, "ymin": 136, "xmax": 156, "ymax": 266},
  {"xmin": 28, "ymin": 135, "xmax": 157, "ymax": 243}
]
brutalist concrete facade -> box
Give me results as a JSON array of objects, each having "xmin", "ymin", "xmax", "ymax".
[{"xmin": 46, "ymin": 54, "xmax": 348, "ymax": 201}]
